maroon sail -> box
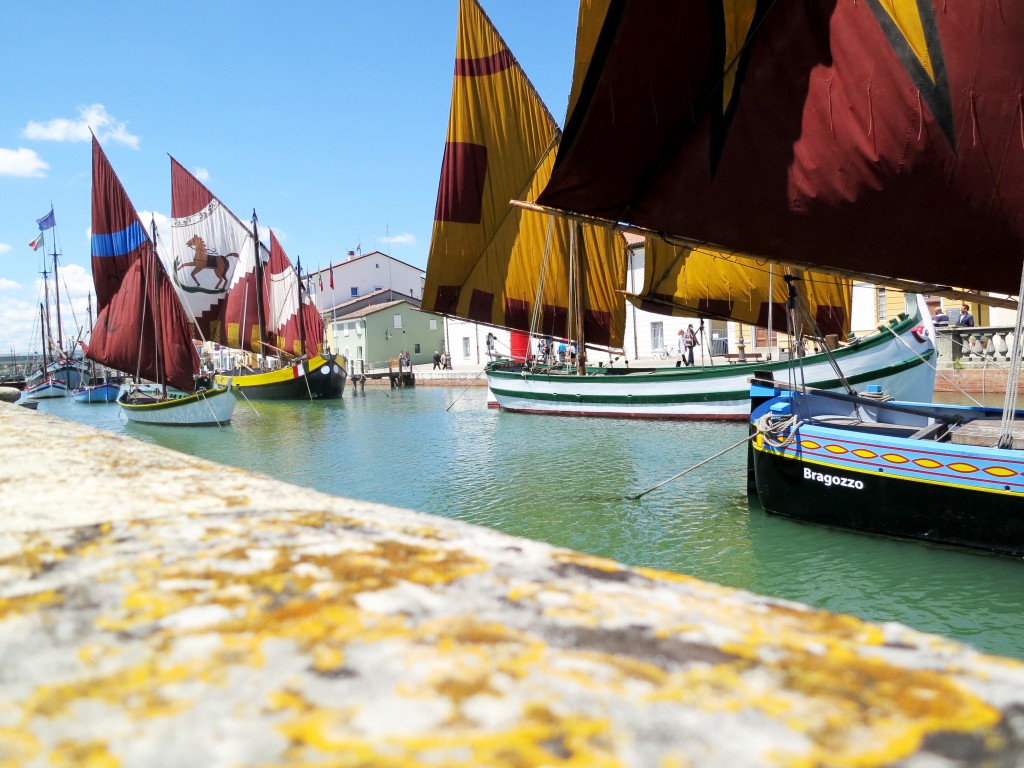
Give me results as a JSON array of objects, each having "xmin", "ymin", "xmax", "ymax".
[
  {"xmin": 89, "ymin": 137, "xmax": 199, "ymax": 392},
  {"xmin": 264, "ymin": 230, "xmax": 323, "ymax": 357},
  {"xmin": 538, "ymin": 1, "xmax": 1024, "ymax": 297}
]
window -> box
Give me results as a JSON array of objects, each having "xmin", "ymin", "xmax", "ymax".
[
  {"xmin": 429, "ymin": 318, "xmax": 437, "ymax": 331},
  {"xmin": 462, "ymin": 337, "xmax": 470, "ymax": 357},
  {"xmin": 350, "ymin": 287, "xmax": 358, "ymax": 297},
  {"xmin": 414, "ymin": 343, "xmax": 421, "ymax": 353},
  {"xmin": 876, "ymin": 288, "xmax": 887, "ymax": 324},
  {"xmin": 650, "ymin": 321, "xmax": 664, "ymax": 352},
  {"xmin": 355, "ymin": 321, "xmax": 363, "ymax": 336},
  {"xmin": 393, "ymin": 315, "xmax": 402, "ymax": 329},
  {"xmin": 343, "ymin": 323, "xmax": 350, "ymax": 337}
]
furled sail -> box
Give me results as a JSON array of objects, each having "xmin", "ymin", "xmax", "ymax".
[
  {"xmin": 538, "ymin": 2, "xmax": 1024, "ymax": 297},
  {"xmin": 89, "ymin": 137, "xmax": 199, "ymax": 392},
  {"xmin": 633, "ymin": 238, "xmax": 852, "ymax": 338},
  {"xmin": 422, "ymin": 0, "xmax": 626, "ymax": 347},
  {"xmin": 170, "ymin": 158, "xmax": 264, "ymax": 353},
  {"xmin": 264, "ymin": 230, "xmax": 323, "ymax": 357}
]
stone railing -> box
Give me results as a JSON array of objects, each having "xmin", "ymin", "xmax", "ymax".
[{"xmin": 934, "ymin": 325, "xmax": 1023, "ymax": 367}]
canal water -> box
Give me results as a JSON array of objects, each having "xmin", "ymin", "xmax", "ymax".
[{"xmin": 36, "ymin": 386, "xmax": 1024, "ymax": 661}]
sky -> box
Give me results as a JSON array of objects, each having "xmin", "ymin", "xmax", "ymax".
[{"xmin": 0, "ymin": 1, "xmax": 580, "ymax": 356}]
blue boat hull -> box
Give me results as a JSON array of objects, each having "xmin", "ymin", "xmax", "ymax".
[
  {"xmin": 72, "ymin": 383, "xmax": 121, "ymax": 403},
  {"xmin": 749, "ymin": 380, "xmax": 1024, "ymax": 557}
]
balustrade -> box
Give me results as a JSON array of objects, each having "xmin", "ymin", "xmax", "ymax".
[{"xmin": 935, "ymin": 326, "xmax": 1022, "ymax": 366}]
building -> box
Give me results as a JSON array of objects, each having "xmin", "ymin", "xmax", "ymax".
[
  {"xmin": 308, "ymin": 251, "xmax": 423, "ymax": 311},
  {"xmin": 328, "ymin": 299, "xmax": 444, "ymax": 372}
]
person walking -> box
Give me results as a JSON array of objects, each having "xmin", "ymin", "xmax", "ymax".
[
  {"xmin": 432, "ymin": 351, "xmax": 441, "ymax": 370},
  {"xmin": 683, "ymin": 324, "xmax": 699, "ymax": 367}
]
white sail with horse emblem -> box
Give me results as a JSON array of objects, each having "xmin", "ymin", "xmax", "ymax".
[{"xmin": 170, "ymin": 157, "xmax": 263, "ymax": 353}]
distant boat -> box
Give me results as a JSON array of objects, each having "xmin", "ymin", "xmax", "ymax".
[
  {"xmin": 87, "ymin": 136, "xmax": 235, "ymax": 426},
  {"xmin": 422, "ymin": 0, "xmax": 935, "ymax": 420},
  {"xmin": 169, "ymin": 160, "xmax": 345, "ymax": 400},
  {"xmin": 534, "ymin": 3, "xmax": 1024, "ymax": 555},
  {"xmin": 71, "ymin": 381, "xmax": 121, "ymax": 403},
  {"xmin": 21, "ymin": 377, "xmax": 68, "ymax": 400}
]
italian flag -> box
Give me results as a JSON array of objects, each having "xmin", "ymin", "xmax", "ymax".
[{"xmin": 28, "ymin": 234, "xmax": 43, "ymax": 251}]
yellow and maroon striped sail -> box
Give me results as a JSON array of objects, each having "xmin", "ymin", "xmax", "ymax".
[
  {"xmin": 633, "ymin": 239, "xmax": 852, "ymax": 338},
  {"xmin": 539, "ymin": 1, "xmax": 1024, "ymax": 297},
  {"xmin": 422, "ymin": 0, "xmax": 626, "ymax": 347}
]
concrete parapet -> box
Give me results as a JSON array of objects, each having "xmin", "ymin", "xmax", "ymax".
[{"xmin": 1, "ymin": 402, "xmax": 1023, "ymax": 766}]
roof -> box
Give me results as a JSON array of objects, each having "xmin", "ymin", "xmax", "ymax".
[
  {"xmin": 333, "ymin": 298, "xmax": 419, "ymax": 320},
  {"xmin": 312, "ymin": 250, "xmax": 424, "ymax": 277}
]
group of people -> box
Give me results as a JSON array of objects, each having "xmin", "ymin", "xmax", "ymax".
[
  {"xmin": 932, "ymin": 304, "xmax": 975, "ymax": 328},
  {"xmin": 432, "ymin": 350, "xmax": 452, "ymax": 370},
  {"xmin": 536, "ymin": 337, "xmax": 577, "ymax": 365},
  {"xmin": 677, "ymin": 324, "xmax": 700, "ymax": 366}
]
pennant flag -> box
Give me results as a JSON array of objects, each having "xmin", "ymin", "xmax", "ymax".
[
  {"xmin": 318, "ymin": 271, "xmax": 323, "ymax": 291},
  {"xmin": 329, "ymin": 263, "xmax": 334, "ymax": 289},
  {"xmin": 36, "ymin": 208, "xmax": 56, "ymax": 231},
  {"xmin": 28, "ymin": 233, "xmax": 43, "ymax": 251}
]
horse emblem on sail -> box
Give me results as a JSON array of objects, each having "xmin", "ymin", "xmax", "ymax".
[{"xmin": 175, "ymin": 235, "xmax": 239, "ymax": 292}]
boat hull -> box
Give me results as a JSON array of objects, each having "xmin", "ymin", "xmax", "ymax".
[
  {"xmin": 25, "ymin": 360, "xmax": 89, "ymax": 390},
  {"xmin": 119, "ymin": 386, "xmax": 236, "ymax": 426},
  {"xmin": 488, "ymin": 312, "xmax": 936, "ymax": 419},
  {"xmin": 749, "ymin": 389, "xmax": 1024, "ymax": 557},
  {"xmin": 214, "ymin": 354, "xmax": 346, "ymax": 400},
  {"xmin": 72, "ymin": 382, "xmax": 121, "ymax": 403},
  {"xmin": 22, "ymin": 379, "xmax": 69, "ymax": 399}
]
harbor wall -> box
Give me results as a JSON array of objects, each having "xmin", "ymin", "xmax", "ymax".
[{"xmin": 1, "ymin": 402, "xmax": 1023, "ymax": 766}]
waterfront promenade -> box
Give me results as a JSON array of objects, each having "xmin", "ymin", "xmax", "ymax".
[{"xmin": 1, "ymin": 394, "xmax": 1023, "ymax": 765}]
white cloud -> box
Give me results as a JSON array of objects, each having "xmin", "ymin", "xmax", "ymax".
[
  {"xmin": 24, "ymin": 104, "xmax": 139, "ymax": 149},
  {"xmin": 193, "ymin": 167, "xmax": 210, "ymax": 182},
  {"xmin": 383, "ymin": 233, "xmax": 417, "ymax": 246},
  {"xmin": 0, "ymin": 277, "xmax": 19, "ymax": 291},
  {"xmin": 0, "ymin": 244, "xmax": 11, "ymax": 255},
  {"xmin": 0, "ymin": 147, "xmax": 49, "ymax": 177}
]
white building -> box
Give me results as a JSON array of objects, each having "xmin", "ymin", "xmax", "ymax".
[{"xmin": 307, "ymin": 251, "xmax": 423, "ymax": 311}]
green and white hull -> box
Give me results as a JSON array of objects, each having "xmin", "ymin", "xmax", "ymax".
[
  {"xmin": 487, "ymin": 312, "xmax": 936, "ymax": 420},
  {"xmin": 119, "ymin": 385, "xmax": 236, "ymax": 426}
]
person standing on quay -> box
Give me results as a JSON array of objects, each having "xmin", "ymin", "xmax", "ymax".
[{"xmin": 957, "ymin": 304, "xmax": 975, "ymax": 327}]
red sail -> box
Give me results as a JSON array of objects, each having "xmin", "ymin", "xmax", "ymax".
[
  {"xmin": 170, "ymin": 158, "xmax": 263, "ymax": 354},
  {"xmin": 538, "ymin": 1, "xmax": 1024, "ymax": 296},
  {"xmin": 89, "ymin": 138, "xmax": 199, "ymax": 392},
  {"xmin": 264, "ymin": 230, "xmax": 323, "ymax": 357}
]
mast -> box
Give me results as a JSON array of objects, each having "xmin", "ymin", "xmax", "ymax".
[
  {"xmin": 150, "ymin": 218, "xmax": 166, "ymax": 400},
  {"xmin": 296, "ymin": 257, "xmax": 308, "ymax": 358},
  {"xmin": 52, "ymin": 242, "xmax": 63, "ymax": 356},
  {"xmin": 86, "ymin": 292, "xmax": 95, "ymax": 383},
  {"xmin": 40, "ymin": 246, "xmax": 53, "ymax": 365},
  {"xmin": 38, "ymin": 304, "xmax": 47, "ymax": 375},
  {"xmin": 251, "ymin": 209, "xmax": 267, "ymax": 361},
  {"xmin": 572, "ymin": 222, "xmax": 587, "ymax": 374}
]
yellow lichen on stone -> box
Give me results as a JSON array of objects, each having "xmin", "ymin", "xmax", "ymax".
[{"xmin": 49, "ymin": 739, "xmax": 120, "ymax": 768}]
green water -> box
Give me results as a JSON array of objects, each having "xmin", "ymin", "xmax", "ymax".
[{"xmin": 37, "ymin": 387, "xmax": 1024, "ymax": 660}]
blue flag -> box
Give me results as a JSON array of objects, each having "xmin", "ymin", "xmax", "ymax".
[{"xmin": 37, "ymin": 208, "xmax": 56, "ymax": 231}]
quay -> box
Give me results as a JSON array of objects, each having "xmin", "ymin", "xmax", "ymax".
[{"xmin": 1, "ymin": 398, "xmax": 1023, "ymax": 766}]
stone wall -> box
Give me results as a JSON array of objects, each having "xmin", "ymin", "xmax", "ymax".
[{"xmin": 1, "ymin": 403, "xmax": 1023, "ymax": 766}]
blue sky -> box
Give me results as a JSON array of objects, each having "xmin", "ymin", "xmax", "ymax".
[{"xmin": 0, "ymin": 1, "xmax": 579, "ymax": 355}]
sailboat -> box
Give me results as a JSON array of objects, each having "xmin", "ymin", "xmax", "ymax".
[
  {"xmin": 23, "ymin": 210, "xmax": 90, "ymax": 399},
  {"xmin": 422, "ymin": 0, "xmax": 936, "ymax": 420},
  {"xmin": 71, "ymin": 293, "xmax": 121, "ymax": 403},
  {"xmin": 87, "ymin": 137, "xmax": 235, "ymax": 426},
  {"xmin": 532, "ymin": 3, "xmax": 1024, "ymax": 555},
  {"xmin": 168, "ymin": 159, "xmax": 346, "ymax": 400}
]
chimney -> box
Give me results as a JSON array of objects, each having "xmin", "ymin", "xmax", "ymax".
[{"xmin": 347, "ymin": 250, "xmax": 356, "ymax": 260}]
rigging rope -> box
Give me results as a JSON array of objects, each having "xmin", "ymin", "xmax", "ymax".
[{"xmin": 997, "ymin": 258, "xmax": 1024, "ymax": 448}]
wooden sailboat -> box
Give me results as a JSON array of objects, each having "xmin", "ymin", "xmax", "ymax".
[
  {"xmin": 23, "ymin": 213, "xmax": 90, "ymax": 398},
  {"xmin": 422, "ymin": 0, "xmax": 936, "ymax": 420},
  {"xmin": 533, "ymin": 2, "xmax": 1024, "ymax": 555},
  {"xmin": 88, "ymin": 137, "xmax": 234, "ymax": 426},
  {"xmin": 168, "ymin": 159, "xmax": 345, "ymax": 399}
]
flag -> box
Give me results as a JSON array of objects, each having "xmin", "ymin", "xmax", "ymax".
[
  {"xmin": 329, "ymin": 263, "xmax": 334, "ymax": 289},
  {"xmin": 318, "ymin": 270, "xmax": 323, "ymax": 291},
  {"xmin": 36, "ymin": 208, "xmax": 55, "ymax": 231},
  {"xmin": 29, "ymin": 233, "xmax": 43, "ymax": 251}
]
